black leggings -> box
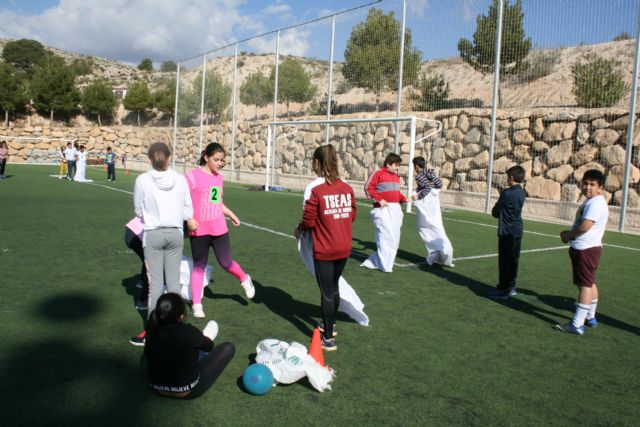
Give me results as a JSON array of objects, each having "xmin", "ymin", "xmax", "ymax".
[
  {"xmin": 124, "ymin": 228, "xmax": 149, "ymax": 297},
  {"xmin": 187, "ymin": 342, "xmax": 236, "ymax": 399},
  {"xmin": 313, "ymin": 258, "xmax": 347, "ymax": 339},
  {"xmin": 0, "ymin": 158, "xmax": 6, "ymax": 175}
]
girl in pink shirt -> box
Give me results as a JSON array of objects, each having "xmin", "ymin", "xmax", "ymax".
[{"xmin": 186, "ymin": 142, "xmax": 254, "ymax": 318}]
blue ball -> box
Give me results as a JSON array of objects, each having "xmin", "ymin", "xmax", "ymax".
[{"xmin": 242, "ymin": 363, "xmax": 274, "ymax": 396}]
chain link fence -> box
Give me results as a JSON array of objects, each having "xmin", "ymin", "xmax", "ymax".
[{"xmin": 172, "ymin": 0, "xmax": 640, "ymax": 232}]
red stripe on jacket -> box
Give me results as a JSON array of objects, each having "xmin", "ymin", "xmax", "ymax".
[{"xmin": 299, "ymin": 179, "xmax": 356, "ymax": 261}]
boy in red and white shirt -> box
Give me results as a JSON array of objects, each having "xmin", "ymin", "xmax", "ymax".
[{"xmin": 361, "ymin": 153, "xmax": 406, "ymax": 272}]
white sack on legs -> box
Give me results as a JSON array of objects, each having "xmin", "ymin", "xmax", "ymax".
[
  {"xmin": 360, "ymin": 203, "xmax": 403, "ymax": 272},
  {"xmin": 414, "ymin": 189, "xmax": 453, "ymax": 267}
]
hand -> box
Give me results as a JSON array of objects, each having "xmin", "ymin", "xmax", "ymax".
[
  {"xmin": 560, "ymin": 230, "xmax": 570, "ymax": 244},
  {"xmin": 187, "ymin": 218, "xmax": 199, "ymax": 232},
  {"xmin": 294, "ymin": 226, "xmax": 301, "ymax": 239},
  {"xmin": 411, "ymin": 194, "xmax": 418, "ymax": 201},
  {"xmin": 230, "ymin": 215, "xmax": 240, "ymax": 227},
  {"xmin": 379, "ymin": 200, "xmax": 388, "ymax": 208}
]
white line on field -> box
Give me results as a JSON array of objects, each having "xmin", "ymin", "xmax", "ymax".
[{"xmin": 61, "ymin": 176, "xmax": 640, "ymax": 254}]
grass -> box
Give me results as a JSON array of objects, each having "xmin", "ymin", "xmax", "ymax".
[{"xmin": 1, "ymin": 164, "xmax": 639, "ymax": 426}]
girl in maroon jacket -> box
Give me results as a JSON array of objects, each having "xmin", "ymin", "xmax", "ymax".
[{"xmin": 294, "ymin": 145, "xmax": 356, "ymax": 351}]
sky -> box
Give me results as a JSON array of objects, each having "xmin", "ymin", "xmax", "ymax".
[{"xmin": 0, "ymin": 0, "xmax": 637, "ymax": 67}]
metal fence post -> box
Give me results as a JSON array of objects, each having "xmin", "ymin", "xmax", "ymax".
[
  {"xmin": 325, "ymin": 15, "xmax": 336, "ymax": 144},
  {"xmin": 484, "ymin": 0, "xmax": 504, "ymax": 214},
  {"xmin": 172, "ymin": 63, "xmax": 181, "ymax": 169},
  {"xmin": 231, "ymin": 43, "xmax": 238, "ymax": 179},
  {"xmin": 619, "ymin": 6, "xmax": 640, "ymax": 232},
  {"xmin": 198, "ymin": 54, "xmax": 207, "ymax": 157},
  {"xmin": 269, "ymin": 31, "xmax": 281, "ymax": 190},
  {"xmin": 394, "ymin": 0, "xmax": 407, "ymax": 154}
]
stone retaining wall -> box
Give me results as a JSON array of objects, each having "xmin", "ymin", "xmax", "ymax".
[{"xmin": 2, "ymin": 108, "xmax": 639, "ymax": 229}]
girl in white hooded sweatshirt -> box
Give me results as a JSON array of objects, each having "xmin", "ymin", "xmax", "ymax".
[{"xmin": 130, "ymin": 143, "xmax": 196, "ymax": 346}]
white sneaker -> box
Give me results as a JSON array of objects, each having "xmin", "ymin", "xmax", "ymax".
[
  {"xmin": 192, "ymin": 303, "xmax": 205, "ymax": 318},
  {"xmin": 240, "ymin": 274, "xmax": 255, "ymax": 299},
  {"xmin": 202, "ymin": 320, "xmax": 219, "ymax": 341}
]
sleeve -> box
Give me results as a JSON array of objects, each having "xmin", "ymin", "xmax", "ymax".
[
  {"xmin": 182, "ymin": 177, "xmax": 194, "ymax": 220},
  {"xmin": 491, "ymin": 191, "xmax": 505, "ymax": 218},
  {"xmin": 364, "ymin": 170, "xmax": 382, "ymax": 202},
  {"xmin": 299, "ymin": 189, "xmax": 320, "ymax": 230},
  {"xmin": 133, "ymin": 177, "xmax": 144, "ymax": 218},
  {"xmin": 350, "ymin": 187, "xmax": 357, "ymax": 223},
  {"xmin": 582, "ymin": 200, "xmax": 608, "ymax": 222},
  {"xmin": 189, "ymin": 324, "xmax": 214, "ymax": 352}
]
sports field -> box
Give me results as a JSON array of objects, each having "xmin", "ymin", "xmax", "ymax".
[{"xmin": 1, "ymin": 164, "xmax": 639, "ymax": 426}]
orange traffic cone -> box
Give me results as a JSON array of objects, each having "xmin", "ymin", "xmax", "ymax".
[{"xmin": 308, "ymin": 327, "xmax": 325, "ymax": 367}]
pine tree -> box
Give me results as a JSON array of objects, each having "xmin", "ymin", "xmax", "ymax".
[
  {"xmin": 0, "ymin": 63, "xmax": 27, "ymax": 126},
  {"xmin": 123, "ymin": 81, "xmax": 152, "ymax": 126},
  {"xmin": 82, "ymin": 80, "xmax": 117, "ymax": 126},
  {"xmin": 240, "ymin": 71, "xmax": 272, "ymax": 120},
  {"xmin": 342, "ymin": 8, "xmax": 422, "ymax": 111},
  {"xmin": 30, "ymin": 56, "xmax": 80, "ymax": 122},
  {"xmin": 270, "ymin": 58, "xmax": 316, "ymax": 117},
  {"xmin": 458, "ymin": 0, "xmax": 531, "ymax": 106}
]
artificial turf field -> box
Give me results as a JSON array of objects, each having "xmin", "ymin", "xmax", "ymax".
[{"xmin": 1, "ymin": 164, "xmax": 639, "ymax": 426}]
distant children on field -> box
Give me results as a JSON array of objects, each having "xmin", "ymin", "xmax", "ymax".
[
  {"xmin": 555, "ymin": 169, "xmax": 609, "ymax": 335},
  {"xmin": 64, "ymin": 142, "xmax": 77, "ymax": 180},
  {"xmin": 489, "ymin": 165, "xmax": 526, "ymax": 299},
  {"xmin": 58, "ymin": 145, "xmax": 67, "ymax": 179},
  {"xmin": 106, "ymin": 147, "xmax": 117, "ymax": 182},
  {"xmin": 0, "ymin": 141, "xmax": 8, "ymax": 179},
  {"xmin": 130, "ymin": 142, "xmax": 196, "ymax": 346},
  {"xmin": 411, "ymin": 156, "xmax": 453, "ymax": 267},
  {"xmin": 361, "ymin": 153, "xmax": 406, "ymax": 272},
  {"xmin": 185, "ymin": 142, "xmax": 254, "ymax": 319}
]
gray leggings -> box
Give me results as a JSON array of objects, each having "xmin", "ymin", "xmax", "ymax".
[{"xmin": 144, "ymin": 228, "xmax": 183, "ymax": 318}]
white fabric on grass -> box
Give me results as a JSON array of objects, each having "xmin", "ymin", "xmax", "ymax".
[
  {"xmin": 360, "ymin": 203, "xmax": 403, "ymax": 272},
  {"xmin": 298, "ymin": 230, "xmax": 369, "ymax": 326},
  {"xmin": 179, "ymin": 255, "xmax": 213, "ymax": 301},
  {"xmin": 414, "ymin": 189, "xmax": 454, "ymax": 267}
]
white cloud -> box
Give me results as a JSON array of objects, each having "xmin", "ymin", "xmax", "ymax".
[
  {"xmin": 0, "ymin": 0, "xmax": 247, "ymax": 64},
  {"xmin": 263, "ymin": 0, "xmax": 292, "ymax": 16},
  {"xmin": 247, "ymin": 28, "xmax": 310, "ymax": 57}
]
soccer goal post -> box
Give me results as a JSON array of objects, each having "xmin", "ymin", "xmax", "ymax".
[{"xmin": 265, "ymin": 115, "xmax": 441, "ymax": 212}]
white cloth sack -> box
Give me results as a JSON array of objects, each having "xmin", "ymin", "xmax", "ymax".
[
  {"xmin": 179, "ymin": 255, "xmax": 213, "ymax": 301},
  {"xmin": 360, "ymin": 203, "xmax": 403, "ymax": 272},
  {"xmin": 414, "ymin": 189, "xmax": 454, "ymax": 267},
  {"xmin": 255, "ymin": 339, "xmax": 334, "ymax": 392},
  {"xmin": 297, "ymin": 231, "xmax": 369, "ymax": 326},
  {"xmin": 73, "ymin": 153, "xmax": 93, "ymax": 182}
]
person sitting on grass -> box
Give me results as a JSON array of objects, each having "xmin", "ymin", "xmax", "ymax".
[
  {"xmin": 144, "ymin": 293, "xmax": 235, "ymax": 398},
  {"xmin": 555, "ymin": 169, "xmax": 609, "ymax": 335}
]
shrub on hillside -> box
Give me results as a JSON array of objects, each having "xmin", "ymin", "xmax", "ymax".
[
  {"xmin": 514, "ymin": 49, "xmax": 561, "ymax": 83},
  {"xmin": 571, "ymin": 53, "xmax": 628, "ymax": 108}
]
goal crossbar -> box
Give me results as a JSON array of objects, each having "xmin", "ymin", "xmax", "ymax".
[{"xmin": 266, "ymin": 115, "xmax": 442, "ymax": 213}]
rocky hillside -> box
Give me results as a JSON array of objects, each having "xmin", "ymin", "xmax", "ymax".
[
  {"xmin": 0, "ymin": 37, "xmax": 636, "ymax": 123},
  {"xmin": 0, "ymin": 38, "xmax": 172, "ymax": 90}
]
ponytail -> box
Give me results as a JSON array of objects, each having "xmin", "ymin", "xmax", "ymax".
[
  {"xmin": 145, "ymin": 293, "xmax": 186, "ymax": 338},
  {"xmin": 313, "ymin": 144, "xmax": 339, "ymax": 184}
]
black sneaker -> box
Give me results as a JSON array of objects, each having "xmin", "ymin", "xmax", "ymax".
[
  {"xmin": 317, "ymin": 321, "xmax": 337, "ymax": 337},
  {"xmin": 321, "ymin": 336, "xmax": 337, "ymax": 351},
  {"xmin": 129, "ymin": 330, "xmax": 146, "ymax": 346}
]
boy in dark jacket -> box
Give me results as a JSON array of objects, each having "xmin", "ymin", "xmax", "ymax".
[{"xmin": 488, "ymin": 165, "xmax": 526, "ymax": 299}]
